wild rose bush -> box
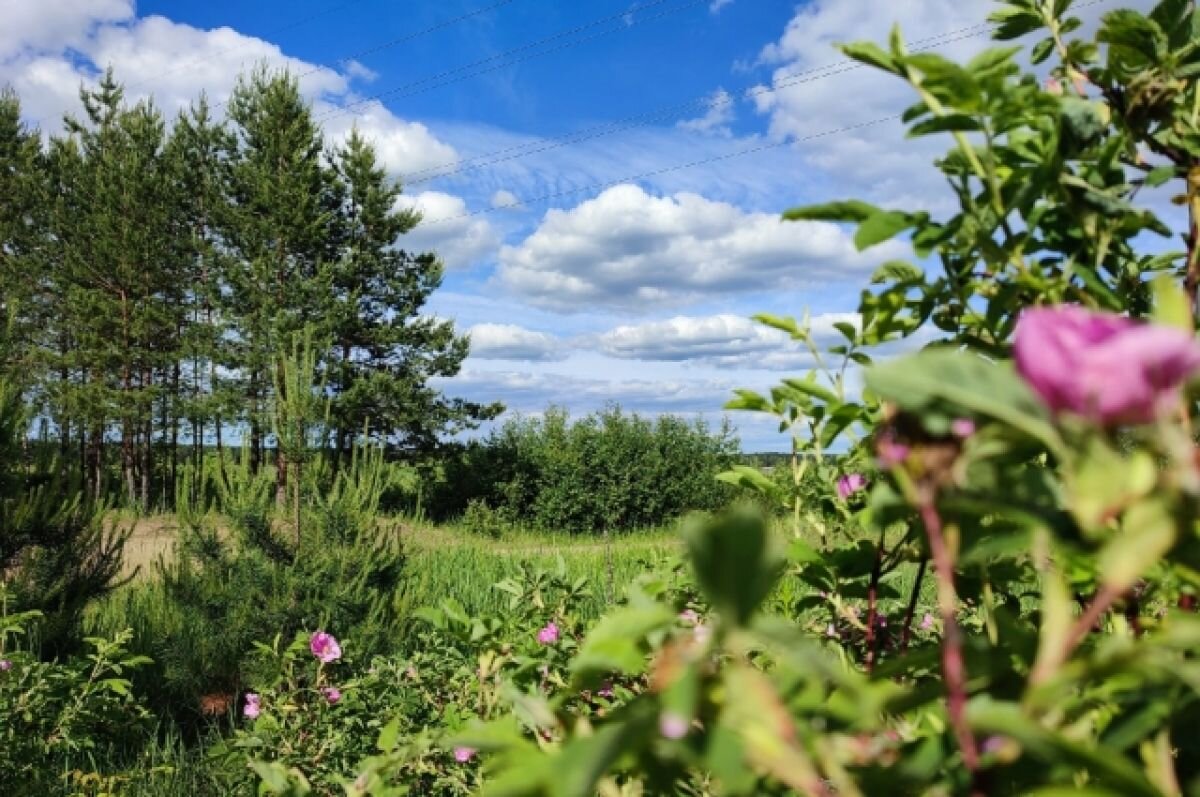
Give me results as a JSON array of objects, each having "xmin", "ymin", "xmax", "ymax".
[
  {"xmin": 236, "ymin": 562, "xmax": 688, "ymax": 795},
  {"xmin": 0, "ymin": 603, "xmax": 153, "ymax": 794},
  {"xmin": 250, "ymin": 1, "xmax": 1200, "ymax": 794}
]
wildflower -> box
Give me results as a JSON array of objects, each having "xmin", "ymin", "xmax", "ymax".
[
  {"xmin": 537, "ymin": 622, "xmax": 559, "ymax": 645},
  {"xmin": 693, "ymin": 623, "xmax": 712, "ymax": 645},
  {"xmin": 322, "ymin": 686, "xmax": 341, "ymax": 705},
  {"xmin": 921, "ymin": 613, "xmax": 935, "ymax": 630},
  {"xmin": 598, "ymin": 680, "xmax": 615, "ymax": 698},
  {"xmin": 310, "ymin": 631, "xmax": 342, "ymax": 663},
  {"xmin": 454, "ymin": 747, "xmax": 476, "ymax": 763},
  {"xmin": 950, "ymin": 418, "xmax": 976, "ymax": 438},
  {"xmin": 243, "ymin": 692, "xmax": 261, "ymax": 719},
  {"xmin": 825, "ymin": 623, "xmax": 838, "ymax": 638},
  {"xmin": 1045, "ymin": 77, "xmax": 1064, "ymax": 96},
  {"xmin": 1015, "ymin": 306, "xmax": 1200, "ymax": 426},
  {"xmin": 875, "ymin": 430, "xmax": 911, "ymax": 468},
  {"xmin": 836, "ymin": 473, "xmax": 868, "ymax": 499},
  {"xmin": 678, "ymin": 609, "xmax": 700, "ymax": 626},
  {"xmin": 0, "ymin": 660, "xmax": 10, "ymax": 671},
  {"xmin": 659, "ymin": 712, "xmax": 690, "ymax": 740}
]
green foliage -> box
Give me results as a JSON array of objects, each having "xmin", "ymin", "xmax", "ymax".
[
  {"xmin": 139, "ymin": 443, "xmax": 407, "ymax": 723},
  {"xmin": 0, "ymin": 600, "xmax": 153, "ymax": 794},
  {"xmin": 0, "ymin": 314, "xmax": 127, "ymax": 656},
  {"xmin": 431, "ymin": 405, "xmax": 740, "ymax": 534}
]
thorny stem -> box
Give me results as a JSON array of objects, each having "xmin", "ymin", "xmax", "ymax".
[
  {"xmin": 900, "ymin": 557, "xmax": 929, "ymax": 654},
  {"xmin": 918, "ymin": 497, "xmax": 981, "ymax": 787}
]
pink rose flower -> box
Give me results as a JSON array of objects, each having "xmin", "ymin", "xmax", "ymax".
[
  {"xmin": 453, "ymin": 746, "xmax": 476, "ymax": 763},
  {"xmin": 659, "ymin": 712, "xmax": 689, "ymax": 740},
  {"xmin": 310, "ymin": 631, "xmax": 342, "ymax": 663},
  {"xmin": 243, "ymin": 692, "xmax": 261, "ymax": 719},
  {"xmin": 536, "ymin": 622, "xmax": 559, "ymax": 645},
  {"xmin": 875, "ymin": 430, "xmax": 911, "ymax": 468},
  {"xmin": 1014, "ymin": 306, "xmax": 1200, "ymax": 426},
  {"xmin": 836, "ymin": 473, "xmax": 868, "ymax": 499},
  {"xmin": 950, "ymin": 418, "xmax": 976, "ymax": 438},
  {"xmin": 322, "ymin": 686, "xmax": 341, "ymax": 704}
]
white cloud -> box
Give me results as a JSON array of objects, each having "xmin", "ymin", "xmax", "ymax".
[
  {"xmin": 595, "ymin": 312, "xmax": 860, "ymax": 369},
  {"xmin": 490, "ymin": 189, "xmax": 522, "ymax": 209},
  {"xmin": 439, "ymin": 368, "xmax": 740, "ymax": 414},
  {"xmin": 496, "ymin": 184, "xmax": 907, "ymax": 311},
  {"xmin": 468, "ymin": 324, "xmax": 565, "ymax": 361},
  {"xmin": 677, "ymin": 88, "xmax": 734, "ymax": 136},
  {"xmin": 394, "ymin": 191, "xmax": 499, "ymax": 269},
  {"xmin": 341, "ymin": 59, "xmax": 378, "ymax": 83},
  {"xmin": 749, "ymin": 0, "xmax": 1158, "ymax": 210},
  {"xmin": 0, "ymin": 5, "xmax": 458, "ymax": 177},
  {"xmin": 0, "ymin": 0, "xmax": 132, "ymax": 60},
  {"xmin": 710, "ymin": 0, "xmax": 735, "ymax": 12}
]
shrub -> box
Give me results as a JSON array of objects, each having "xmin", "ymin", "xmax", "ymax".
[
  {"xmin": 0, "ymin": 601, "xmax": 152, "ymax": 794},
  {"xmin": 431, "ymin": 405, "xmax": 740, "ymax": 534}
]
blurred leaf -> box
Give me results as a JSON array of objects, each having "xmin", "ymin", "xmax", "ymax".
[{"xmin": 684, "ymin": 509, "xmax": 782, "ymax": 628}]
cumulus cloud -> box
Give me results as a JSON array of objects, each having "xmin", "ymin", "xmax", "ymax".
[
  {"xmin": 748, "ymin": 0, "xmax": 1153, "ymax": 209},
  {"xmin": 438, "ymin": 369, "xmax": 740, "ymax": 414},
  {"xmin": 0, "ymin": 0, "xmax": 132, "ymax": 60},
  {"xmin": 677, "ymin": 88, "xmax": 734, "ymax": 136},
  {"xmin": 496, "ymin": 184, "xmax": 907, "ymax": 311},
  {"xmin": 394, "ymin": 191, "xmax": 499, "ymax": 270},
  {"xmin": 595, "ymin": 312, "xmax": 860, "ymax": 369},
  {"xmin": 467, "ymin": 324, "xmax": 566, "ymax": 361},
  {"xmin": 0, "ymin": 4, "xmax": 458, "ymax": 176}
]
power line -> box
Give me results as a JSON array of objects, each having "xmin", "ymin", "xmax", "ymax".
[
  {"xmin": 214, "ymin": 0, "xmax": 519, "ymax": 110},
  {"xmin": 126, "ymin": 0, "xmax": 379, "ymax": 92},
  {"xmin": 313, "ymin": 0, "xmax": 709, "ymax": 125},
  {"xmin": 396, "ymin": 23, "xmax": 1042, "ymax": 186},
  {"xmin": 416, "ymin": 114, "xmax": 903, "ymax": 227},
  {"xmin": 413, "ymin": 0, "xmax": 1119, "ymax": 226}
]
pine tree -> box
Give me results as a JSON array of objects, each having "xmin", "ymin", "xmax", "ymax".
[
  {"xmin": 224, "ymin": 67, "xmax": 338, "ymax": 497},
  {"xmin": 0, "ymin": 89, "xmax": 47, "ymax": 358},
  {"xmin": 328, "ymin": 129, "xmax": 500, "ymax": 460},
  {"xmin": 165, "ymin": 97, "xmax": 236, "ymax": 497},
  {"xmin": 48, "ymin": 70, "xmax": 181, "ymax": 506}
]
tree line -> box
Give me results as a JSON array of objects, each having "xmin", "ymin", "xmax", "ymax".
[{"xmin": 0, "ymin": 67, "xmax": 500, "ymax": 510}]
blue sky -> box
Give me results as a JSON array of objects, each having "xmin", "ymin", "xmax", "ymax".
[{"xmin": 1, "ymin": 0, "xmax": 1170, "ymax": 450}]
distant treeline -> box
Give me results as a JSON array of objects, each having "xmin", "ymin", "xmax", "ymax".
[{"xmin": 0, "ymin": 67, "xmax": 498, "ymax": 509}]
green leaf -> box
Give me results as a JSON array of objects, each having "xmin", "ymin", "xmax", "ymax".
[
  {"xmin": 571, "ymin": 605, "xmax": 674, "ymax": 679},
  {"xmin": 377, "ymin": 716, "xmax": 401, "ymax": 752},
  {"xmin": 855, "ymin": 210, "xmax": 916, "ymax": 251},
  {"xmin": 1030, "ymin": 37, "xmax": 1056, "ymax": 64},
  {"xmin": 1099, "ymin": 498, "xmax": 1178, "ymax": 592},
  {"xmin": 837, "ymin": 41, "xmax": 899, "ymax": 74},
  {"xmin": 783, "ymin": 200, "xmax": 878, "ymax": 224},
  {"xmin": 684, "ymin": 508, "xmax": 782, "ymax": 628},
  {"xmin": 870, "ymin": 260, "xmax": 924, "ymax": 284},
  {"xmin": 865, "ymin": 349, "xmax": 1063, "ymax": 456},
  {"xmin": 967, "ymin": 699, "xmax": 1162, "ymax": 797},
  {"xmin": 782, "ymin": 376, "xmax": 839, "ymax": 405},
  {"xmin": 908, "ymin": 114, "xmax": 982, "ymax": 137},
  {"xmin": 751, "ymin": 313, "xmax": 803, "ymax": 339},
  {"xmin": 987, "ymin": 7, "xmax": 1045, "ymax": 40},
  {"xmin": 1151, "ymin": 274, "xmax": 1192, "ymax": 330},
  {"xmin": 1145, "ymin": 165, "xmax": 1178, "ymax": 188}
]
